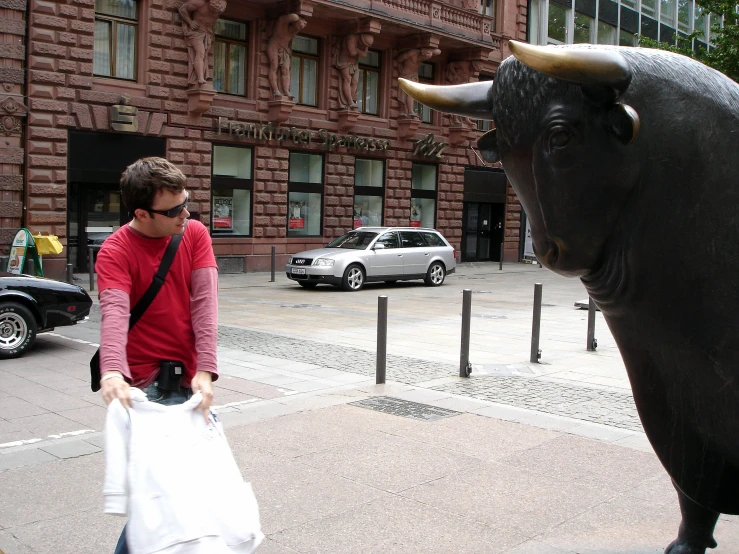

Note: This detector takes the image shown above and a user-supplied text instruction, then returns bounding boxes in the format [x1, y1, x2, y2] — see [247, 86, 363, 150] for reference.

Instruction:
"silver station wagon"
[285, 227, 457, 291]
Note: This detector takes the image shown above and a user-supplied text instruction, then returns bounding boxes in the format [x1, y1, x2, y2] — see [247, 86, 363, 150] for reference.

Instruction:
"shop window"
[357, 51, 380, 115]
[529, 0, 541, 44]
[480, 0, 495, 16]
[410, 163, 437, 228]
[288, 152, 323, 236]
[214, 19, 247, 96]
[677, 0, 691, 32]
[694, 5, 707, 41]
[619, 29, 637, 45]
[477, 74, 494, 131]
[597, 21, 618, 44]
[574, 12, 595, 42]
[94, 0, 138, 80]
[290, 35, 319, 106]
[414, 63, 434, 123]
[211, 145, 253, 236]
[642, 0, 657, 18]
[353, 158, 384, 228]
[548, 2, 569, 44]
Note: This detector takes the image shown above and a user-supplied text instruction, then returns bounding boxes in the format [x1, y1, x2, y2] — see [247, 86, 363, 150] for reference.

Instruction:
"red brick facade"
[2, 0, 528, 277]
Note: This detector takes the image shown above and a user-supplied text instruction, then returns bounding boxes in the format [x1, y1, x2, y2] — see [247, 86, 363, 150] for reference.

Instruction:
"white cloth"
[104, 389, 263, 554]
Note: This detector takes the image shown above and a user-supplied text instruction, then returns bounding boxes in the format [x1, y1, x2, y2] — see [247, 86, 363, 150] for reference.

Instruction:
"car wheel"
[0, 302, 38, 359]
[424, 262, 446, 287]
[298, 281, 317, 289]
[342, 264, 365, 291]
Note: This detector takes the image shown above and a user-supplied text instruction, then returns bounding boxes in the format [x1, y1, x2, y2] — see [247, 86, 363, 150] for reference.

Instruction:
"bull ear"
[478, 129, 500, 163]
[608, 104, 640, 145]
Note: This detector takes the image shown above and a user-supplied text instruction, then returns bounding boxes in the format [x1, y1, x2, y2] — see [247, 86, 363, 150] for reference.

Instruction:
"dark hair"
[120, 157, 186, 213]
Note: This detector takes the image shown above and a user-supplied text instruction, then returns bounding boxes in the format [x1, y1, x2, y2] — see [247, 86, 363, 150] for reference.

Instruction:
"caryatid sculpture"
[395, 47, 441, 117]
[267, 14, 308, 99]
[334, 33, 374, 109]
[179, 0, 227, 88]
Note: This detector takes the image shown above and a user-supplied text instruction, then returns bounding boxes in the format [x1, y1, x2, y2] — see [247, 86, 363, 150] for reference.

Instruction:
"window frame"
[410, 162, 438, 228]
[291, 35, 320, 107]
[353, 158, 385, 229]
[287, 151, 325, 237]
[94, 0, 139, 80]
[415, 62, 435, 124]
[213, 18, 248, 96]
[357, 50, 381, 115]
[210, 144, 254, 237]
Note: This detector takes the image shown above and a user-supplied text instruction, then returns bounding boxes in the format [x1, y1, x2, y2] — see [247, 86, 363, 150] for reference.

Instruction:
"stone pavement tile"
[57, 405, 107, 429]
[503, 540, 575, 553]
[7, 507, 123, 554]
[83, 433, 105, 450]
[217, 401, 300, 427]
[399, 459, 613, 537]
[611, 432, 653, 452]
[473, 403, 539, 422]
[251, 373, 313, 386]
[380, 413, 561, 462]
[2, 366, 75, 384]
[216, 375, 287, 399]
[0, 429, 38, 446]
[270, 494, 527, 554]
[244, 458, 387, 536]
[535, 493, 692, 553]
[40, 438, 101, 459]
[212, 391, 259, 406]
[0, 452, 104, 528]
[0, 529, 35, 553]
[499, 434, 665, 494]
[9, 386, 95, 412]
[7, 412, 90, 437]
[626, 472, 677, 506]
[297, 430, 482, 494]
[392, 388, 454, 404]
[45, 376, 92, 391]
[508, 410, 589, 433]
[257, 537, 302, 554]
[0, 448, 57, 472]
[0, 397, 50, 420]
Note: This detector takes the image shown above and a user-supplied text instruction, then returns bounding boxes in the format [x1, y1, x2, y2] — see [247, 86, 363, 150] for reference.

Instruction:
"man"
[267, 13, 307, 98]
[395, 47, 441, 116]
[96, 157, 219, 554]
[178, 0, 227, 87]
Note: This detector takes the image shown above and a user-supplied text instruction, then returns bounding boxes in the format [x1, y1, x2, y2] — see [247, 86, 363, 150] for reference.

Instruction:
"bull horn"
[509, 41, 632, 94]
[398, 78, 494, 119]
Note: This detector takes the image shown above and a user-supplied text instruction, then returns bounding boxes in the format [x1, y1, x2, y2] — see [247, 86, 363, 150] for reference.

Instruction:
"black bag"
[90, 229, 184, 392]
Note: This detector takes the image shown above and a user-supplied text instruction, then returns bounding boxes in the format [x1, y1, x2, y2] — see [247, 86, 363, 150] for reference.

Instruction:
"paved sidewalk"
[2, 263, 737, 553]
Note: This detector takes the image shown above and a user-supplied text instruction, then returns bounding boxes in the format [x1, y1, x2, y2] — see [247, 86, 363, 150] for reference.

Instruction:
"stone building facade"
[1, 0, 528, 278]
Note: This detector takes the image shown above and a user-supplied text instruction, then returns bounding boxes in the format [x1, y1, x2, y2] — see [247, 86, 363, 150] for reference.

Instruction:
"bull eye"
[549, 129, 570, 149]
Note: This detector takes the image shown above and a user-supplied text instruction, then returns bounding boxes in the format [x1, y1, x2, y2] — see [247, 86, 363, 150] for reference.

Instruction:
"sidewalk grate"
[349, 396, 462, 422]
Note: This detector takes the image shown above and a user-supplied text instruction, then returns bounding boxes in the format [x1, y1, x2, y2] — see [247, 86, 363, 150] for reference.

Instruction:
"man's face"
[143, 189, 190, 238]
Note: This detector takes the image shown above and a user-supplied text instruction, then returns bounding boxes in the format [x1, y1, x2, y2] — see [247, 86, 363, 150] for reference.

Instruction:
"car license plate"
[291, 268, 306, 275]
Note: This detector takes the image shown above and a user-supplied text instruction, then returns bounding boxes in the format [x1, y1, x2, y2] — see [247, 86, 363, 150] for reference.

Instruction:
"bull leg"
[664, 484, 719, 554]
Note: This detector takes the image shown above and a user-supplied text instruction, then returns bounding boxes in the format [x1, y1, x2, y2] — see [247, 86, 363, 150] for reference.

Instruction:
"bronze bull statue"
[400, 41, 739, 554]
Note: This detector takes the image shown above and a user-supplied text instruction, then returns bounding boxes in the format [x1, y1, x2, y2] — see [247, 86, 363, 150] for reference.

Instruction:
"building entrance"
[67, 131, 166, 271]
[462, 202, 504, 262]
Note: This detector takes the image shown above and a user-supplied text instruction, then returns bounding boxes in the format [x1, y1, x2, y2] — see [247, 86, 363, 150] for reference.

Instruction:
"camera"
[156, 360, 185, 391]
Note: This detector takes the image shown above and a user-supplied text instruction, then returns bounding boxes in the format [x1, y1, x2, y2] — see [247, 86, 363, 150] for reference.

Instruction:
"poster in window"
[410, 203, 422, 227]
[289, 201, 305, 229]
[213, 197, 233, 230]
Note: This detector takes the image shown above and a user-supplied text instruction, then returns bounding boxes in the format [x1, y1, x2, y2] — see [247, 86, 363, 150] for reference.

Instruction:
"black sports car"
[0, 272, 93, 359]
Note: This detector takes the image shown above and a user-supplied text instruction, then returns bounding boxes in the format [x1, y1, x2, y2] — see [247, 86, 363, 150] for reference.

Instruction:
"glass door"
[68, 183, 125, 271]
[462, 202, 505, 262]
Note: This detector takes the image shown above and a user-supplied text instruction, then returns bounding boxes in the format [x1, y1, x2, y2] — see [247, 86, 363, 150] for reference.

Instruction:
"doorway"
[462, 202, 504, 262]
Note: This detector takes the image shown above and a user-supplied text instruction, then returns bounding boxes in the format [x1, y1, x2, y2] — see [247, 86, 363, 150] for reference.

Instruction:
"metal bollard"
[66, 263, 74, 284]
[530, 283, 543, 363]
[88, 246, 95, 291]
[270, 246, 275, 283]
[26, 258, 34, 276]
[587, 297, 598, 351]
[499, 243, 504, 271]
[0, 255, 7, 271]
[376, 295, 388, 384]
[460, 289, 472, 377]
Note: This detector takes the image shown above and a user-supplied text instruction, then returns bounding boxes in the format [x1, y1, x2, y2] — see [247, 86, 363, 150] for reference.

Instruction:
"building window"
[94, 0, 137, 79]
[357, 51, 380, 115]
[481, 0, 495, 16]
[214, 19, 247, 96]
[288, 152, 323, 236]
[476, 74, 494, 132]
[574, 12, 595, 42]
[211, 146, 253, 236]
[353, 159, 384, 228]
[597, 21, 618, 43]
[290, 36, 319, 106]
[548, 2, 569, 44]
[414, 62, 434, 123]
[410, 163, 437, 228]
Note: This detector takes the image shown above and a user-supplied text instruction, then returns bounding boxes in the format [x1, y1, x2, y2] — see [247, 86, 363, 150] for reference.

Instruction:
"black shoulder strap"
[128, 226, 184, 329]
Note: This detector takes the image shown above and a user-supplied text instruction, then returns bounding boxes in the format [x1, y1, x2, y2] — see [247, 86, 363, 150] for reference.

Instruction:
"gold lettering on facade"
[413, 133, 445, 159]
[110, 96, 139, 133]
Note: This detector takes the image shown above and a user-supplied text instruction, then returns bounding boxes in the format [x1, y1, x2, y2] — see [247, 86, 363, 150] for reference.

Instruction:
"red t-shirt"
[96, 220, 217, 387]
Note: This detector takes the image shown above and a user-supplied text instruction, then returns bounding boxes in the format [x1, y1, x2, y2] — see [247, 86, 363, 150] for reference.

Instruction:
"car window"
[327, 231, 378, 249]
[375, 232, 400, 249]
[399, 231, 426, 248]
[419, 232, 445, 247]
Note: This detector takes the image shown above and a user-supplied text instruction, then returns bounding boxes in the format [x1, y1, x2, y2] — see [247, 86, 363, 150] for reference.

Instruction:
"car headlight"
[313, 259, 335, 266]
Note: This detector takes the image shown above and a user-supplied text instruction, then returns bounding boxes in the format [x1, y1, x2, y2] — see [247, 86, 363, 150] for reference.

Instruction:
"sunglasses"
[148, 192, 189, 218]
